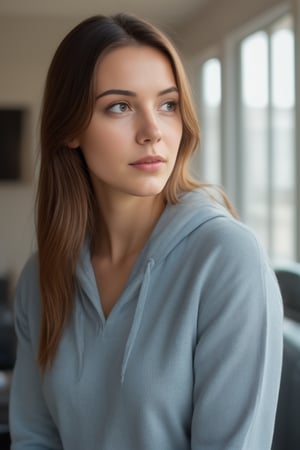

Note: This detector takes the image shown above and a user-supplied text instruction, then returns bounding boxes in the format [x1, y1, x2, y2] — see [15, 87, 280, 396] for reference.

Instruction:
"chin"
[131, 183, 167, 198]
[132, 177, 170, 197]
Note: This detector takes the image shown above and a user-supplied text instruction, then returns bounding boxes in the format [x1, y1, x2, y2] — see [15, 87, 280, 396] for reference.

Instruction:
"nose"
[135, 111, 162, 145]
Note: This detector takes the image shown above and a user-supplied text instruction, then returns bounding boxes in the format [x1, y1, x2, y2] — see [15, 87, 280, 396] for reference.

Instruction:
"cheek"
[170, 115, 183, 140]
[171, 121, 183, 153]
[82, 121, 132, 152]
[80, 129, 113, 162]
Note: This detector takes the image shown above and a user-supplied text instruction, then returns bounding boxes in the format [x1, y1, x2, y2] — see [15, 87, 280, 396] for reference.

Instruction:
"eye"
[160, 101, 178, 112]
[108, 102, 130, 113]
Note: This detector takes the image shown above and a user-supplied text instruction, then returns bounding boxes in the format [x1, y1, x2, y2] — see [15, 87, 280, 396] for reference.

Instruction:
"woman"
[10, 13, 283, 450]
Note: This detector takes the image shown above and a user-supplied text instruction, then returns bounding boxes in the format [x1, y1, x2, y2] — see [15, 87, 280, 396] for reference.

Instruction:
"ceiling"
[0, 0, 209, 28]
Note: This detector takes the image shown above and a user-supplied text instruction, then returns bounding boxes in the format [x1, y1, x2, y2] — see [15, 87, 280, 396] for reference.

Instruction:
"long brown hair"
[37, 13, 233, 370]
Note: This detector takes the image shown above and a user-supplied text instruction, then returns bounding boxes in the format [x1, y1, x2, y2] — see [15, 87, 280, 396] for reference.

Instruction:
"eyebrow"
[95, 86, 178, 100]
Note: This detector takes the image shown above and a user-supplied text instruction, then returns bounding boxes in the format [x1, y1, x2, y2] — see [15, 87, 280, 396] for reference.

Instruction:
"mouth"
[130, 156, 166, 165]
[129, 155, 166, 172]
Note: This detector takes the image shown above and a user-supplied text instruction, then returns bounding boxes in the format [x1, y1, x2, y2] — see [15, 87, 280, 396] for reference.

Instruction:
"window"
[196, 11, 297, 262]
[239, 15, 295, 260]
[200, 58, 222, 185]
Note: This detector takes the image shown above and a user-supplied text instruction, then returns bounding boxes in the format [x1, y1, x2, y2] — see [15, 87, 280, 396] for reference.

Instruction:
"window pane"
[271, 26, 296, 260]
[241, 32, 269, 248]
[201, 58, 222, 184]
[240, 17, 296, 261]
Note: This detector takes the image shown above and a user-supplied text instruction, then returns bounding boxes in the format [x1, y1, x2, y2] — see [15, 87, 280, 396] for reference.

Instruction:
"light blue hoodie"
[10, 190, 283, 450]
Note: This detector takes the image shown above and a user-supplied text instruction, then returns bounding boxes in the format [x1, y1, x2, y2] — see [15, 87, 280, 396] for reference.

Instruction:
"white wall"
[0, 16, 78, 286]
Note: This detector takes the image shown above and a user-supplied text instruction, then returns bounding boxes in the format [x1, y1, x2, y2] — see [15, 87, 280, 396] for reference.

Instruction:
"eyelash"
[106, 100, 179, 114]
[107, 102, 130, 113]
[161, 101, 178, 112]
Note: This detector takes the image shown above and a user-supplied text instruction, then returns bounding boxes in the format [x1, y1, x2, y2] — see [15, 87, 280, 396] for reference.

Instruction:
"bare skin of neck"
[91, 191, 166, 318]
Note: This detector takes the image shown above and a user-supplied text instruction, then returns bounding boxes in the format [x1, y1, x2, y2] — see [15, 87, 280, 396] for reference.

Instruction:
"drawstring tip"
[120, 363, 127, 384]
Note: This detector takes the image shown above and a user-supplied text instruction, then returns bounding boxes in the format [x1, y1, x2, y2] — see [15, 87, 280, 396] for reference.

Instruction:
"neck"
[92, 192, 166, 264]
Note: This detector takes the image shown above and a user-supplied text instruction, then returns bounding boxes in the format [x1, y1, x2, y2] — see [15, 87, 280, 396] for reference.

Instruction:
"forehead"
[94, 45, 177, 92]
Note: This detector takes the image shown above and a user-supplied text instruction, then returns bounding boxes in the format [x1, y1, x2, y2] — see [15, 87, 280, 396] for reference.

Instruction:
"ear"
[66, 138, 80, 149]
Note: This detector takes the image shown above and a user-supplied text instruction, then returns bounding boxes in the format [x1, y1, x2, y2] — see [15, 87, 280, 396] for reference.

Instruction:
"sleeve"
[9, 257, 63, 450]
[191, 219, 283, 450]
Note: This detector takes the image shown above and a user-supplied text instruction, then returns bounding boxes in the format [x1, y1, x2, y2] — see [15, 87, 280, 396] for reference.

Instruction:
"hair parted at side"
[37, 13, 233, 370]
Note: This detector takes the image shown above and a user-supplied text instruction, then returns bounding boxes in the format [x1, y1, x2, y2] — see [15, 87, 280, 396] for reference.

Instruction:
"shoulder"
[14, 252, 40, 315]
[12, 253, 42, 348]
[192, 214, 282, 329]
[182, 191, 264, 265]
[186, 204, 281, 299]
[195, 214, 282, 312]
[16, 252, 39, 293]
[158, 189, 267, 272]
[204, 216, 271, 280]
[198, 214, 262, 258]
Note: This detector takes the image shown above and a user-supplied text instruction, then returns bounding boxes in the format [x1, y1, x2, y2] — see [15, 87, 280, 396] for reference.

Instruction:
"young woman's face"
[73, 45, 183, 200]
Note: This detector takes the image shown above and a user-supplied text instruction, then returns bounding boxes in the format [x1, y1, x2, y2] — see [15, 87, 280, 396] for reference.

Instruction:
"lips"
[129, 155, 166, 172]
[129, 156, 166, 165]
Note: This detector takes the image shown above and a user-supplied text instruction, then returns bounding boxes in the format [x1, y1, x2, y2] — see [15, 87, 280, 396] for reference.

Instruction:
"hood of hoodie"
[134, 189, 230, 268]
[75, 189, 231, 382]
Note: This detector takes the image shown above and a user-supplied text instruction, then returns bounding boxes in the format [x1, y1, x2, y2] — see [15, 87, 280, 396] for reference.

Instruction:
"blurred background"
[0, 0, 300, 448]
[0, 0, 299, 284]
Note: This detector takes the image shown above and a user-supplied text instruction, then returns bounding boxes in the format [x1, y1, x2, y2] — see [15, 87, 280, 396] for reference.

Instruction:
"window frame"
[195, 2, 300, 261]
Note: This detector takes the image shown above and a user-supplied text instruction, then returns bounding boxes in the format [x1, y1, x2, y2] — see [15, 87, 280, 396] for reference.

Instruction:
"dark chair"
[0, 276, 16, 371]
[0, 276, 14, 450]
[275, 262, 300, 322]
[0, 429, 10, 450]
[272, 262, 300, 450]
